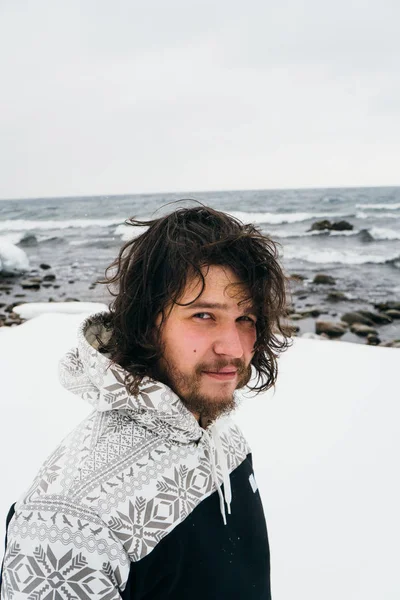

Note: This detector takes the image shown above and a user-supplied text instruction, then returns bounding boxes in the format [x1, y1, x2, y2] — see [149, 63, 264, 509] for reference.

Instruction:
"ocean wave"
[369, 227, 400, 241]
[229, 211, 353, 225]
[282, 246, 400, 266]
[356, 211, 400, 220]
[0, 218, 125, 232]
[114, 224, 149, 241]
[273, 229, 358, 239]
[356, 202, 400, 210]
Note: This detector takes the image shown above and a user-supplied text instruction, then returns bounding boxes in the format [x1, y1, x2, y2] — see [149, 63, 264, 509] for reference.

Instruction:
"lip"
[202, 370, 237, 381]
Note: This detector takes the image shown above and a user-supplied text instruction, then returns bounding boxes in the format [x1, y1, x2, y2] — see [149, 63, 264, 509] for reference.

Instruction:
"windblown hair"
[98, 204, 292, 394]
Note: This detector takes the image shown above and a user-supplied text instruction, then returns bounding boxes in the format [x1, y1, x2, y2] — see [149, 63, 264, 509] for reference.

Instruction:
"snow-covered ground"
[0, 304, 399, 599]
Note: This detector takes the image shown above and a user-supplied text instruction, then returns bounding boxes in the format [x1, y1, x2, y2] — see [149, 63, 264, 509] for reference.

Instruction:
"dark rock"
[68, 280, 75, 284]
[357, 310, 392, 325]
[310, 220, 332, 232]
[350, 323, 378, 336]
[53, 285, 60, 289]
[380, 340, 400, 348]
[20, 280, 41, 290]
[48, 298, 55, 302]
[313, 274, 336, 285]
[289, 313, 304, 321]
[43, 274, 56, 281]
[0, 285, 12, 292]
[40, 263, 52, 270]
[330, 220, 354, 231]
[358, 229, 374, 243]
[42, 283, 53, 288]
[65, 297, 80, 302]
[0, 303, 5, 308]
[374, 301, 400, 312]
[18, 233, 38, 247]
[298, 306, 323, 318]
[14, 294, 26, 298]
[385, 309, 400, 319]
[289, 273, 306, 282]
[367, 333, 381, 346]
[341, 312, 374, 326]
[326, 291, 348, 302]
[5, 303, 19, 313]
[316, 321, 348, 337]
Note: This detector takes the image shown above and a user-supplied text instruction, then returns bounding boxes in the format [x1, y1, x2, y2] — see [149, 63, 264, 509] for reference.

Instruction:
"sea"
[1, 186, 400, 343]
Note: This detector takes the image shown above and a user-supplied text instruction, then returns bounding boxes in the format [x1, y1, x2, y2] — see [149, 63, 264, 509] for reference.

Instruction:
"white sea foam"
[0, 218, 124, 232]
[0, 241, 30, 274]
[369, 227, 400, 241]
[114, 224, 149, 241]
[282, 245, 400, 266]
[356, 202, 400, 210]
[356, 211, 399, 220]
[228, 211, 351, 225]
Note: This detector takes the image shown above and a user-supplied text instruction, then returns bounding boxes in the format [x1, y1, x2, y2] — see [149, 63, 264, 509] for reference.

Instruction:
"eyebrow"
[183, 302, 257, 315]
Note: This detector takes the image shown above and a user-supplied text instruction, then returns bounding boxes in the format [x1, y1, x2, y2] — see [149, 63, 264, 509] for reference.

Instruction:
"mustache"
[194, 358, 248, 376]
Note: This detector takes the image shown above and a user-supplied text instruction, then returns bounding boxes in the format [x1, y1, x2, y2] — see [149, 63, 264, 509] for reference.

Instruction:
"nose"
[212, 324, 244, 359]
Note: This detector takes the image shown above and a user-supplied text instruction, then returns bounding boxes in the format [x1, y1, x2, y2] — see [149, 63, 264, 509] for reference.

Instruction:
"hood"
[59, 312, 203, 445]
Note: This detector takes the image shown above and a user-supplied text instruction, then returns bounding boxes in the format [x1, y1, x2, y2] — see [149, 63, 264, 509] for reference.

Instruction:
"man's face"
[154, 265, 257, 422]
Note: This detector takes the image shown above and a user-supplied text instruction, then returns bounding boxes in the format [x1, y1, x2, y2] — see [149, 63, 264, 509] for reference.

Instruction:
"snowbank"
[0, 240, 29, 275]
[0, 314, 399, 599]
[14, 301, 108, 320]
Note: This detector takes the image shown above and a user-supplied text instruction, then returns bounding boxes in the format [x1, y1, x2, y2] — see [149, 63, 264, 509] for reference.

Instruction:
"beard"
[154, 356, 252, 423]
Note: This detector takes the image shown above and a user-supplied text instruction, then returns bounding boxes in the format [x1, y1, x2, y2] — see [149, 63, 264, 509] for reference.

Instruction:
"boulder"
[298, 306, 323, 318]
[341, 312, 374, 326]
[43, 274, 56, 282]
[20, 280, 41, 290]
[367, 333, 381, 346]
[310, 220, 332, 232]
[380, 340, 400, 348]
[350, 323, 378, 337]
[18, 233, 38, 247]
[385, 309, 400, 319]
[357, 310, 392, 325]
[326, 291, 348, 302]
[315, 321, 348, 337]
[289, 273, 306, 282]
[313, 274, 336, 285]
[374, 301, 400, 312]
[40, 263, 52, 270]
[330, 220, 354, 231]
[358, 229, 374, 243]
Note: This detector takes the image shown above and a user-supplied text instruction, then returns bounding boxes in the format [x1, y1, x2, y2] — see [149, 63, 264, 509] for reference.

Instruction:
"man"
[0, 205, 290, 599]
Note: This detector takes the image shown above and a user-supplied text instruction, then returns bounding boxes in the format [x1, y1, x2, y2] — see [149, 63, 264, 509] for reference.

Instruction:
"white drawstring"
[204, 423, 232, 525]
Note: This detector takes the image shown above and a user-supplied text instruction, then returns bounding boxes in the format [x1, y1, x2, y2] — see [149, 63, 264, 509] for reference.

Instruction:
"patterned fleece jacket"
[0, 312, 271, 599]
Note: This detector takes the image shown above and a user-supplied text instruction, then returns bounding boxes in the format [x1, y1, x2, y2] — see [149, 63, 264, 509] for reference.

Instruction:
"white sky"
[1, 0, 399, 199]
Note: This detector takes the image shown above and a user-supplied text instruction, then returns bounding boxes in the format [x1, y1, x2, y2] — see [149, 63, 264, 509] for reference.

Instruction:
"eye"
[238, 315, 257, 325]
[193, 312, 213, 320]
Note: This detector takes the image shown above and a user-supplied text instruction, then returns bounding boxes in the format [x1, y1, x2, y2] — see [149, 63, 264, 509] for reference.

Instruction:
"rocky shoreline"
[1, 260, 399, 348]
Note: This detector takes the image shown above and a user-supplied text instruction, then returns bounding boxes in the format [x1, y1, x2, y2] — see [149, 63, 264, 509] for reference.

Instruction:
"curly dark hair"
[97, 204, 292, 394]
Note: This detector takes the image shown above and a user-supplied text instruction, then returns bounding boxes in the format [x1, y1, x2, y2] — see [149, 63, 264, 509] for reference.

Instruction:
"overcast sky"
[1, 0, 399, 199]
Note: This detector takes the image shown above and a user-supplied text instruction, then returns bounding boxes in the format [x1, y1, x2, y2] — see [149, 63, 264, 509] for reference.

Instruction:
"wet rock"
[330, 220, 354, 231]
[0, 303, 5, 308]
[43, 274, 56, 281]
[40, 263, 52, 270]
[290, 313, 304, 321]
[385, 309, 400, 319]
[326, 291, 348, 302]
[374, 301, 400, 312]
[5, 303, 19, 313]
[313, 274, 336, 285]
[53, 285, 60, 289]
[14, 294, 26, 298]
[341, 312, 374, 326]
[48, 298, 55, 302]
[20, 279, 41, 290]
[380, 340, 400, 348]
[367, 333, 381, 345]
[289, 273, 306, 282]
[350, 323, 378, 336]
[0, 285, 12, 292]
[68, 280, 75, 284]
[310, 220, 332, 231]
[357, 310, 392, 325]
[42, 283, 53, 288]
[298, 306, 323, 318]
[65, 297, 80, 302]
[358, 229, 374, 243]
[315, 321, 348, 337]
[18, 233, 38, 247]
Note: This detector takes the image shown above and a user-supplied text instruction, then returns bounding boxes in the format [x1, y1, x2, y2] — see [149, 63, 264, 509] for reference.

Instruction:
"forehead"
[179, 265, 252, 307]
